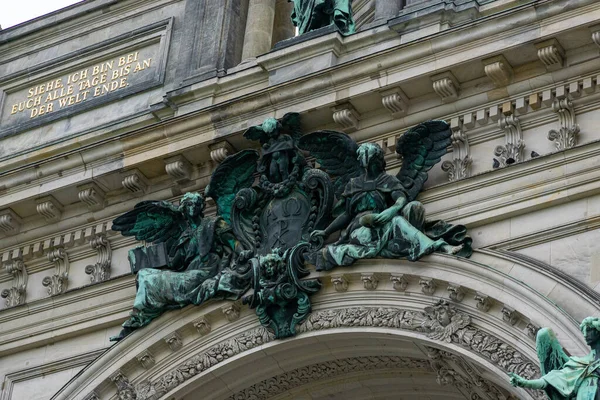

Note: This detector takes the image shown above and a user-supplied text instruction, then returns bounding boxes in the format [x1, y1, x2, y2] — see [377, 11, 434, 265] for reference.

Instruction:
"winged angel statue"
[110, 115, 472, 341]
[510, 318, 600, 399]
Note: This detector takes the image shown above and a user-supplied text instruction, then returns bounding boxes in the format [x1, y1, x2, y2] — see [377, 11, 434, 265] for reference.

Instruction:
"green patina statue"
[510, 318, 600, 399]
[289, 0, 355, 35]
[111, 115, 472, 341]
[300, 122, 472, 270]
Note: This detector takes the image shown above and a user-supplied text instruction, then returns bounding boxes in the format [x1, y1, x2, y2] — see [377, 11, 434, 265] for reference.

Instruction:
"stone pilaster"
[375, 0, 403, 22]
[242, 0, 277, 61]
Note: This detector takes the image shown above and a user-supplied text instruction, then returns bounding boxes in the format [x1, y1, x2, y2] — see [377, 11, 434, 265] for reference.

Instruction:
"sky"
[1, 0, 83, 29]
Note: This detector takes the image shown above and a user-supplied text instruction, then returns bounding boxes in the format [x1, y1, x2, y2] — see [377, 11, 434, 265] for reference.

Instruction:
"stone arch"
[53, 250, 599, 400]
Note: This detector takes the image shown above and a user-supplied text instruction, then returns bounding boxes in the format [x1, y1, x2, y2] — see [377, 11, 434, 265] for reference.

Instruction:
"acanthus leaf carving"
[85, 234, 112, 284]
[43, 248, 69, 296]
[548, 98, 579, 150]
[494, 115, 525, 168]
[441, 118, 472, 181]
[1, 258, 28, 308]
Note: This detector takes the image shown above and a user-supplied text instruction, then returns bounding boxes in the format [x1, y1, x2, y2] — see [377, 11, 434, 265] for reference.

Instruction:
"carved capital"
[419, 277, 436, 295]
[431, 72, 459, 103]
[482, 55, 513, 87]
[1, 258, 28, 308]
[77, 182, 106, 211]
[501, 305, 519, 326]
[332, 103, 360, 131]
[474, 292, 493, 312]
[193, 316, 211, 335]
[535, 39, 565, 71]
[121, 169, 149, 195]
[360, 273, 379, 290]
[390, 274, 409, 291]
[137, 350, 156, 369]
[380, 88, 408, 117]
[222, 302, 241, 322]
[0, 209, 22, 235]
[164, 331, 183, 351]
[43, 248, 69, 296]
[331, 275, 349, 292]
[35, 195, 63, 222]
[447, 284, 465, 302]
[164, 154, 193, 184]
[85, 235, 112, 284]
[209, 141, 235, 164]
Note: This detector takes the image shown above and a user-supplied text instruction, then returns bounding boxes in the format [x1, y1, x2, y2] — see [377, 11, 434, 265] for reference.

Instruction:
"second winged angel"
[300, 121, 472, 270]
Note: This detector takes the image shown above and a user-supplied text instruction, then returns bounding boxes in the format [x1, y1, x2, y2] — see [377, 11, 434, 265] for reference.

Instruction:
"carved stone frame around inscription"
[0, 18, 173, 139]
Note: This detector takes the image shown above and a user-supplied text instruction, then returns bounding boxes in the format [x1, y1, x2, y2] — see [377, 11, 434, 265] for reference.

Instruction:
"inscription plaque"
[0, 19, 172, 140]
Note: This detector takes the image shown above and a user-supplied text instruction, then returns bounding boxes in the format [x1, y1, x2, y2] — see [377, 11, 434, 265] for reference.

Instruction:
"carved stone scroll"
[209, 141, 235, 164]
[548, 98, 579, 150]
[431, 72, 459, 103]
[483, 55, 514, 87]
[110, 370, 137, 400]
[381, 88, 408, 117]
[535, 39, 564, 71]
[43, 248, 70, 296]
[122, 169, 149, 195]
[35, 195, 63, 222]
[164, 155, 193, 184]
[78, 182, 106, 211]
[442, 118, 472, 181]
[85, 235, 112, 284]
[0, 209, 22, 235]
[332, 103, 360, 131]
[494, 115, 524, 168]
[1, 258, 28, 308]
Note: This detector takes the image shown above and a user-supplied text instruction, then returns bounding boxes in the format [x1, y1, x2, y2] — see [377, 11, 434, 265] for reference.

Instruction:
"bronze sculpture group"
[111, 114, 472, 341]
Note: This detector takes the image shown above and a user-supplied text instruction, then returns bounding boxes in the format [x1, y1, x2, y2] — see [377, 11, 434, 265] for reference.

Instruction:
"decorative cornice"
[84, 234, 112, 284]
[209, 141, 235, 164]
[1, 258, 27, 308]
[482, 55, 513, 87]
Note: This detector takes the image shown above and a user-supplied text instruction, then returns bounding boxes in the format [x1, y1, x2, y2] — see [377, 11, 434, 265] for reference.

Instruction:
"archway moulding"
[53, 251, 597, 400]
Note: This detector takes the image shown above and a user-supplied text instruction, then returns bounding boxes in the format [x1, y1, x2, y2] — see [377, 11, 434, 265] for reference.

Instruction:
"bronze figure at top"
[289, 0, 355, 35]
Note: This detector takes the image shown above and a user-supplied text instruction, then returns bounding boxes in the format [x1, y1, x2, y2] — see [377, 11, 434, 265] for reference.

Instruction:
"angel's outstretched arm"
[509, 373, 547, 390]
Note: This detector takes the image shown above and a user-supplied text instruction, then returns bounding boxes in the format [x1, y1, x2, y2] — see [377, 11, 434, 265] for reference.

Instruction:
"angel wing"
[298, 130, 362, 198]
[279, 112, 302, 143]
[396, 120, 452, 201]
[205, 149, 259, 224]
[536, 328, 570, 375]
[112, 200, 186, 256]
[535, 328, 570, 400]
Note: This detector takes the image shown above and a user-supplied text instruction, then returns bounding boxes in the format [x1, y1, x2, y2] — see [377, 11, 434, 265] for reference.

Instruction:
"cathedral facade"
[1, 0, 600, 399]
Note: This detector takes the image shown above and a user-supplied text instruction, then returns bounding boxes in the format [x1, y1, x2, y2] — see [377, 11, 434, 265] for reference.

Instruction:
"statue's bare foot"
[441, 244, 464, 255]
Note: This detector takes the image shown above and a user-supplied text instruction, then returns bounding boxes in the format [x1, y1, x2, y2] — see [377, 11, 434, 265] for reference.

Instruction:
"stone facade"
[1, 0, 600, 399]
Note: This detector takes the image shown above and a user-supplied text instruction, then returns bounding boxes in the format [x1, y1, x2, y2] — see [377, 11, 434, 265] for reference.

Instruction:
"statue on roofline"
[289, 0, 355, 36]
[510, 318, 600, 400]
[110, 113, 472, 342]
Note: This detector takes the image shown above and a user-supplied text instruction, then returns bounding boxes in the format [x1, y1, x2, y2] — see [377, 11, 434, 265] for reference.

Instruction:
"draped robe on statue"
[314, 173, 472, 270]
[541, 352, 600, 399]
[290, 0, 355, 35]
